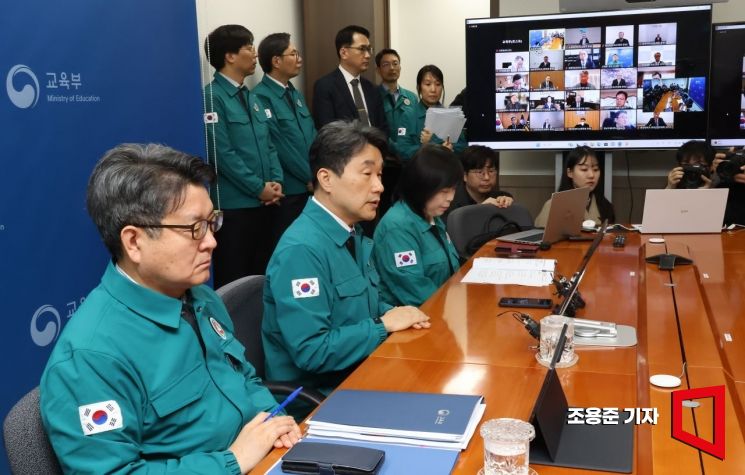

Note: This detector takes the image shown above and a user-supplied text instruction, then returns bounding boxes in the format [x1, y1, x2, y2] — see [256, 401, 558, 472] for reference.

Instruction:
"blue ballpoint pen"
[264, 386, 303, 421]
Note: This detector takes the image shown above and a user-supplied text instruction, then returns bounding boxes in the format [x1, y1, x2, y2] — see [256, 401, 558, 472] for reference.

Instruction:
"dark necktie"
[428, 226, 455, 275]
[345, 230, 356, 260]
[350, 78, 370, 126]
[284, 86, 296, 112]
[181, 294, 206, 357]
[236, 86, 252, 121]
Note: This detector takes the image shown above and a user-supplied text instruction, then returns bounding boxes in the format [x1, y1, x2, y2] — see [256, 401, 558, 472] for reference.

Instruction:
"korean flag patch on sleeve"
[292, 278, 319, 298]
[79, 400, 123, 435]
[394, 251, 417, 267]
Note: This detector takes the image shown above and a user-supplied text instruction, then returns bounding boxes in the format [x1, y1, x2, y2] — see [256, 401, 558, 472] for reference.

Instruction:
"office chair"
[447, 203, 534, 259]
[216, 275, 325, 407]
[3, 387, 63, 475]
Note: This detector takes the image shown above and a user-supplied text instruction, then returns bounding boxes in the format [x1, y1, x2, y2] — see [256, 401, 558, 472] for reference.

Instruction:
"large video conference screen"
[709, 23, 745, 148]
[465, 5, 711, 150]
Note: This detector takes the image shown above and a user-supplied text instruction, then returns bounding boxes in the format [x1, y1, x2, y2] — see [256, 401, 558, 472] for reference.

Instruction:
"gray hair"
[309, 121, 388, 188]
[86, 143, 215, 260]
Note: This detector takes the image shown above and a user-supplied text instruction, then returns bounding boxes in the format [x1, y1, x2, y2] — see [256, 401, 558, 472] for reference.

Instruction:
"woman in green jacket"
[396, 65, 468, 161]
[373, 144, 463, 306]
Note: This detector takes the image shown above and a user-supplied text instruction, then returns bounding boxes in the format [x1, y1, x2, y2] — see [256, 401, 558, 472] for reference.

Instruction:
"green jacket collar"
[260, 74, 293, 98]
[212, 71, 244, 99]
[306, 198, 360, 247]
[396, 200, 444, 235]
[101, 261, 182, 329]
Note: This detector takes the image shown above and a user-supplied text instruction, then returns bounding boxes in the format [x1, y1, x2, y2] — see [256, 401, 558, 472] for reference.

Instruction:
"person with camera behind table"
[666, 141, 745, 226]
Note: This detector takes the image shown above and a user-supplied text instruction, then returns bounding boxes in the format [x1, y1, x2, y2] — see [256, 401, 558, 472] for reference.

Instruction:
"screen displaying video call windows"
[709, 23, 745, 148]
[466, 5, 711, 150]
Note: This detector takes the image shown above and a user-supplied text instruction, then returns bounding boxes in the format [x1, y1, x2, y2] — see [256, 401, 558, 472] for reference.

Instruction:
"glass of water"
[536, 314, 578, 368]
[479, 418, 536, 475]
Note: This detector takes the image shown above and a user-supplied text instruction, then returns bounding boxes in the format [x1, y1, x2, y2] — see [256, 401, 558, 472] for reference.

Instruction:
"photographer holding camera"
[666, 141, 745, 225]
[713, 147, 745, 226]
[665, 140, 714, 190]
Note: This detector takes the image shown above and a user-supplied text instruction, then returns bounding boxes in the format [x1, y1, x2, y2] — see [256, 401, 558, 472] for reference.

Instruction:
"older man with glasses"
[40, 144, 301, 474]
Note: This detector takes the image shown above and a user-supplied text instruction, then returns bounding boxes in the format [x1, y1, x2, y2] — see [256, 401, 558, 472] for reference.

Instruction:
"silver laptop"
[498, 187, 591, 244]
[640, 189, 728, 234]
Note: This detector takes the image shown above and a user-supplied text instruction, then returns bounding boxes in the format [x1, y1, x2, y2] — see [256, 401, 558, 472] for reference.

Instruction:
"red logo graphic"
[671, 385, 725, 459]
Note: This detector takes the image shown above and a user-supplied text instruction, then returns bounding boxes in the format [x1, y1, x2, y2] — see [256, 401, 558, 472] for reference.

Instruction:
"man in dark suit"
[611, 71, 627, 87]
[312, 25, 387, 134]
[540, 75, 554, 89]
[613, 31, 630, 46]
[645, 112, 667, 127]
[574, 117, 591, 128]
[538, 56, 551, 69]
[575, 50, 596, 69]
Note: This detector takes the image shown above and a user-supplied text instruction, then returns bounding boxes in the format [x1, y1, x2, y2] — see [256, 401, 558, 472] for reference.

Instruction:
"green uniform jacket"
[396, 101, 468, 161]
[205, 72, 283, 209]
[40, 263, 279, 474]
[378, 85, 418, 157]
[262, 199, 390, 393]
[372, 201, 460, 306]
[254, 76, 317, 196]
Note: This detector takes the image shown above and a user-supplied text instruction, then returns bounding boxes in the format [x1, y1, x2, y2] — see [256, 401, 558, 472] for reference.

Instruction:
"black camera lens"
[678, 164, 705, 189]
[716, 152, 745, 186]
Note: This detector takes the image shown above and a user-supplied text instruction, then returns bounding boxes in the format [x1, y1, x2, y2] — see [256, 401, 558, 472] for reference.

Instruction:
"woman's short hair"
[397, 145, 463, 219]
[416, 65, 445, 96]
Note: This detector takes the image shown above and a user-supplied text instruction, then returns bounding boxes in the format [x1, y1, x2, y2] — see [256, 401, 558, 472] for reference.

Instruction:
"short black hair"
[676, 140, 714, 165]
[461, 145, 500, 172]
[375, 48, 399, 67]
[616, 90, 628, 99]
[258, 32, 291, 73]
[335, 25, 370, 58]
[204, 25, 254, 71]
[87, 144, 215, 260]
[309, 121, 388, 188]
[512, 74, 522, 82]
[397, 145, 463, 219]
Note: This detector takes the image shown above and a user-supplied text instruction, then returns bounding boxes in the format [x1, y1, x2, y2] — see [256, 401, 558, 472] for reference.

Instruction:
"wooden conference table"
[252, 230, 745, 474]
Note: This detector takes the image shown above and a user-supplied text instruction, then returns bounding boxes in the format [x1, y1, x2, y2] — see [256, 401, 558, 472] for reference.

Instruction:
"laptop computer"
[498, 187, 591, 244]
[640, 189, 728, 234]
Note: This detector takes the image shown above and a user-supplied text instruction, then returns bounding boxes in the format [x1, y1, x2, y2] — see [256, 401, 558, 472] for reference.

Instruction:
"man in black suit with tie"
[613, 31, 630, 46]
[312, 25, 387, 134]
[645, 112, 667, 127]
[541, 75, 554, 89]
[575, 50, 596, 69]
[539, 56, 551, 69]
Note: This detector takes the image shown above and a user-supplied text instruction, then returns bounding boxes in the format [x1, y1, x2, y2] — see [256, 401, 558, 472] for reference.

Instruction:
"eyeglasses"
[468, 167, 498, 177]
[345, 44, 373, 55]
[131, 211, 224, 240]
[281, 50, 301, 59]
[379, 60, 400, 69]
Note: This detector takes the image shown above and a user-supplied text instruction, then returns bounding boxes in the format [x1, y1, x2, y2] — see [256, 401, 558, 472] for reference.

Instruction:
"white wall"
[389, 0, 490, 103]
[195, 0, 305, 92]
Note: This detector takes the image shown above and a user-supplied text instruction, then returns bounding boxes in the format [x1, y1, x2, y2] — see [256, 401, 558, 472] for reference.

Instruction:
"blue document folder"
[266, 437, 460, 475]
[308, 390, 484, 439]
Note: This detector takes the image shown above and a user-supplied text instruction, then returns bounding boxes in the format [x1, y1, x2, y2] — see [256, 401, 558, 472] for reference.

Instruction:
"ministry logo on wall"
[6, 63, 101, 108]
[6, 64, 39, 109]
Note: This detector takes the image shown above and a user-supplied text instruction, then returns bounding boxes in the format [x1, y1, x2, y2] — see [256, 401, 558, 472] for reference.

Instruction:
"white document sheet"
[460, 257, 556, 286]
[424, 107, 466, 142]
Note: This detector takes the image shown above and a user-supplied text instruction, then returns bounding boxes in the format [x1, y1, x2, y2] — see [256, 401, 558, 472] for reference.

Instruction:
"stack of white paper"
[424, 106, 466, 142]
[461, 257, 556, 286]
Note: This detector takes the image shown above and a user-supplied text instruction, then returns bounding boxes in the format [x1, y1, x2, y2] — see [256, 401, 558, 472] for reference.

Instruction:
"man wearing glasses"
[40, 144, 301, 474]
[203, 25, 284, 289]
[254, 33, 317, 242]
[445, 145, 514, 221]
[312, 25, 388, 135]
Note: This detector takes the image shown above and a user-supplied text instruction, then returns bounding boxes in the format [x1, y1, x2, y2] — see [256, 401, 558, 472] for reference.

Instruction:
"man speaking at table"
[40, 144, 301, 474]
[262, 121, 430, 399]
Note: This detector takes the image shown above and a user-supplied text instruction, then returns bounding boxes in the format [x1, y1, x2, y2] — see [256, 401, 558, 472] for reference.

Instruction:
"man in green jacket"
[262, 121, 430, 395]
[254, 32, 317, 240]
[40, 144, 300, 474]
[204, 25, 284, 288]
